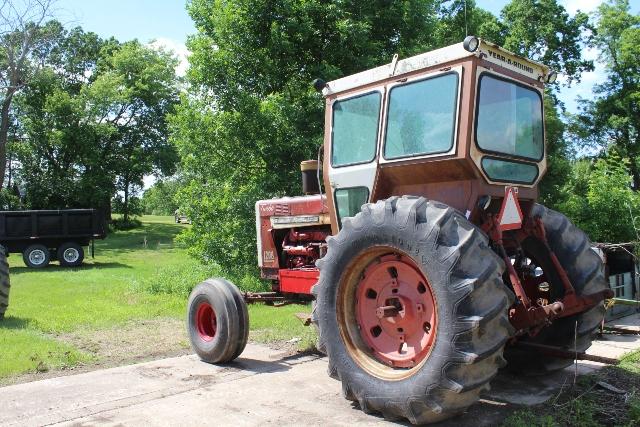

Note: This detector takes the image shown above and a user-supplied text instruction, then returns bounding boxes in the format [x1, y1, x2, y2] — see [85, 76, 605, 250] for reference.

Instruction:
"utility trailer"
[186, 36, 612, 424]
[0, 209, 106, 268]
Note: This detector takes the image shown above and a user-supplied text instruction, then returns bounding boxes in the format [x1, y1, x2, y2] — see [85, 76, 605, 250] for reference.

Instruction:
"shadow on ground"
[8, 261, 132, 274]
[97, 222, 185, 254]
[0, 316, 31, 330]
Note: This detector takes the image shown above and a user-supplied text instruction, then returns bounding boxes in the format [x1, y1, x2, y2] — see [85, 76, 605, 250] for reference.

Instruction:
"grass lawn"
[0, 216, 312, 382]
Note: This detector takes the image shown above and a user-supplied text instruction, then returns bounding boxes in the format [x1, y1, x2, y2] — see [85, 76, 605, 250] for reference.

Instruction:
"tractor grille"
[275, 204, 290, 216]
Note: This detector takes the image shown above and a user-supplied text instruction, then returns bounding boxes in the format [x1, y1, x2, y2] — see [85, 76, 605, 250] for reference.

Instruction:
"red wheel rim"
[196, 302, 217, 342]
[355, 254, 437, 368]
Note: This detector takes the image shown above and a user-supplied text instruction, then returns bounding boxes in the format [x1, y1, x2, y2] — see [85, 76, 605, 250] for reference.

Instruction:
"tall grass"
[136, 259, 268, 297]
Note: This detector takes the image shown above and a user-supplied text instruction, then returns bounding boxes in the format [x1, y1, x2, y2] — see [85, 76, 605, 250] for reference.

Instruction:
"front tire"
[0, 250, 9, 320]
[23, 244, 50, 268]
[187, 278, 249, 363]
[313, 197, 514, 424]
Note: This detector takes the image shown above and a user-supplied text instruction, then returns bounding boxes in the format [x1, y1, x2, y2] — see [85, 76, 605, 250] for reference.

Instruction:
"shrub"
[110, 217, 142, 231]
[137, 258, 268, 297]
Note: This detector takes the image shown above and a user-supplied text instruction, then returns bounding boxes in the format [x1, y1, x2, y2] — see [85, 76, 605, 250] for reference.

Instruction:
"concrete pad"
[2, 313, 640, 426]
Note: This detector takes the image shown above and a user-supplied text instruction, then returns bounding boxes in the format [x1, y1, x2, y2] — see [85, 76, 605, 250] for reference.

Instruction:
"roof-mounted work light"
[463, 35, 479, 52]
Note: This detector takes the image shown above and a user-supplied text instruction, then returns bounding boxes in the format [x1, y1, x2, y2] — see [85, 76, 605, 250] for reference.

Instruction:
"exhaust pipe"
[301, 160, 320, 195]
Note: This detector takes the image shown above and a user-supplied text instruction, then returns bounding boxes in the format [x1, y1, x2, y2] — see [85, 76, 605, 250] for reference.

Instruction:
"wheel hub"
[195, 302, 217, 342]
[63, 248, 79, 263]
[29, 249, 46, 265]
[356, 254, 437, 368]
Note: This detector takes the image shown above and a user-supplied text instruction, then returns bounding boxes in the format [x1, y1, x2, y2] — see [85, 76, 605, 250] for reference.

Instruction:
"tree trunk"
[6, 150, 11, 189]
[631, 163, 640, 192]
[123, 182, 129, 223]
[0, 90, 15, 189]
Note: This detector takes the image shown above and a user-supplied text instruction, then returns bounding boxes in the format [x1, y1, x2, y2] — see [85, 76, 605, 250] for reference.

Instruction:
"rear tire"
[187, 278, 249, 363]
[0, 250, 9, 320]
[58, 242, 85, 267]
[23, 244, 50, 268]
[313, 196, 514, 424]
[504, 204, 607, 374]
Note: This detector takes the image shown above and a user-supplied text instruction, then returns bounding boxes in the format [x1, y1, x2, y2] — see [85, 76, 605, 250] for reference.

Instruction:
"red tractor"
[186, 36, 611, 424]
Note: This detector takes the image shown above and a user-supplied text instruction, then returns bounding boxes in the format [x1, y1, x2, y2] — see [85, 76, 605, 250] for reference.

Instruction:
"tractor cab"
[320, 36, 553, 233]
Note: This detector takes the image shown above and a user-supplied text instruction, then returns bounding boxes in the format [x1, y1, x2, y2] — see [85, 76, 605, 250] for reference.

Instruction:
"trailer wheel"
[23, 244, 50, 268]
[504, 204, 607, 374]
[313, 196, 514, 424]
[57, 242, 85, 267]
[187, 278, 249, 363]
[0, 250, 9, 320]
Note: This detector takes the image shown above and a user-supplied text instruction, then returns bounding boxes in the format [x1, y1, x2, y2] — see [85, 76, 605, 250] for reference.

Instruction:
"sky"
[53, 0, 639, 114]
[55, 0, 194, 75]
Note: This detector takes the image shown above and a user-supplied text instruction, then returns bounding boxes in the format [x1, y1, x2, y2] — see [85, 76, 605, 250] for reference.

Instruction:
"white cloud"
[148, 37, 190, 77]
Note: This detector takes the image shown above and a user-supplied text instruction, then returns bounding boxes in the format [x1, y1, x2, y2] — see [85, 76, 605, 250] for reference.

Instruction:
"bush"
[137, 258, 268, 297]
[110, 217, 142, 231]
[0, 187, 22, 210]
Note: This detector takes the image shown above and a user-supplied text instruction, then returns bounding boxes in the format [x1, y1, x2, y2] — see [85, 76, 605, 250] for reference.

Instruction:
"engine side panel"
[256, 195, 330, 291]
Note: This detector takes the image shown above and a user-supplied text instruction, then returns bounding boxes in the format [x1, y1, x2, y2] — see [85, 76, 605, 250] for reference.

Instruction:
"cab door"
[326, 87, 384, 229]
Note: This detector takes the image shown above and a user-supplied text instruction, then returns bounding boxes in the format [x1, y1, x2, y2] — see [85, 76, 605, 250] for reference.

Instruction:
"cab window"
[476, 74, 543, 161]
[384, 73, 458, 159]
[331, 92, 381, 167]
[335, 187, 369, 227]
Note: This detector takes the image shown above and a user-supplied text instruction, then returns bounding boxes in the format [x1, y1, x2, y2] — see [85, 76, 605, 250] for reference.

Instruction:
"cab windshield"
[476, 74, 543, 161]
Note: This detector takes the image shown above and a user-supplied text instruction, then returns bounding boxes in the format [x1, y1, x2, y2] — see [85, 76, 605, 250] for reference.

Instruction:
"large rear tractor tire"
[505, 204, 607, 374]
[313, 196, 514, 424]
[0, 250, 9, 320]
[187, 278, 249, 363]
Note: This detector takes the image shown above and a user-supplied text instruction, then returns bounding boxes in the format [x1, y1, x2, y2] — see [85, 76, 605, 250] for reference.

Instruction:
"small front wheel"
[187, 278, 249, 363]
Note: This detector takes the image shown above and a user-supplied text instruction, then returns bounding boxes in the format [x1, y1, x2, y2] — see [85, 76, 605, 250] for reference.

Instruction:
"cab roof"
[322, 38, 551, 97]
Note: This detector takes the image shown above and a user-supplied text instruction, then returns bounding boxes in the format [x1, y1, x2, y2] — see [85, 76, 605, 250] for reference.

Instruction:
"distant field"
[0, 216, 312, 383]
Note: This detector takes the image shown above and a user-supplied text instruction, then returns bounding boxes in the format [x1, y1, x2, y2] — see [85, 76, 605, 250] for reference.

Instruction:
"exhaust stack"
[301, 160, 320, 195]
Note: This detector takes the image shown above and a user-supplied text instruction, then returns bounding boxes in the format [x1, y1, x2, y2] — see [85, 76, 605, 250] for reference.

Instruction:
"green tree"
[14, 27, 180, 219]
[558, 153, 640, 243]
[175, 0, 441, 275]
[571, 0, 640, 189]
[174, 0, 594, 277]
[499, 0, 593, 83]
[142, 179, 182, 215]
[538, 95, 572, 207]
[0, 0, 57, 188]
